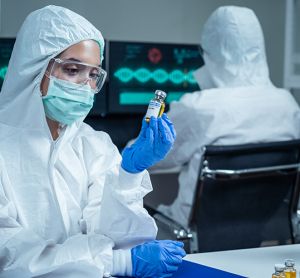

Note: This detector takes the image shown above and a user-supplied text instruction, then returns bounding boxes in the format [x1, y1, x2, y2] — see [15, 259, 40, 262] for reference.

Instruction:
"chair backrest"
[191, 139, 300, 252]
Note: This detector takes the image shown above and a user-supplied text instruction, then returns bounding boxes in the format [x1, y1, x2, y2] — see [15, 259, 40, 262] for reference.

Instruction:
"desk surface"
[185, 244, 300, 278]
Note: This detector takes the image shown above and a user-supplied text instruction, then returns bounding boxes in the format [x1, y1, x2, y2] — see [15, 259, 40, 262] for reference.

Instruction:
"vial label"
[145, 100, 162, 119]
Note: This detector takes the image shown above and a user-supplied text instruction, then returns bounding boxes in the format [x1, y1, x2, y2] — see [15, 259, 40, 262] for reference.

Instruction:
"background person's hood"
[195, 6, 272, 89]
[0, 5, 104, 130]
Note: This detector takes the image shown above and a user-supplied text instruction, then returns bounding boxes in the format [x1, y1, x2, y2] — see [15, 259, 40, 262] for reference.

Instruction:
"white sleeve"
[0, 157, 114, 278]
[79, 134, 157, 275]
[98, 167, 158, 249]
[84, 160, 157, 250]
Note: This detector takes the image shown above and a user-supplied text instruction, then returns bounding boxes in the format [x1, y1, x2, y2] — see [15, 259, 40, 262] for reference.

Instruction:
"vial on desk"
[272, 264, 286, 278]
[145, 90, 167, 122]
[285, 259, 296, 278]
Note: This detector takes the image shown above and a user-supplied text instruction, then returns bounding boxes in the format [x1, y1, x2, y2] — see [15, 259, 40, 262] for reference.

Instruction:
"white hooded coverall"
[0, 6, 157, 278]
[155, 6, 300, 228]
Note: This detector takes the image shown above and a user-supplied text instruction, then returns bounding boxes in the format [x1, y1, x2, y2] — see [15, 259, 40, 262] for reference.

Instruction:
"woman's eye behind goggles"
[47, 58, 107, 94]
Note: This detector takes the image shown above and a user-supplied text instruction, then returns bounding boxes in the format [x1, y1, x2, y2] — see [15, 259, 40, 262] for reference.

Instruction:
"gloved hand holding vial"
[121, 90, 176, 173]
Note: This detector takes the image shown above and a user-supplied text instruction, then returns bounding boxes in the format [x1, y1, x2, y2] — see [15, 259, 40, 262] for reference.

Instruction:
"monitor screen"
[0, 38, 15, 91]
[88, 84, 107, 116]
[108, 41, 204, 114]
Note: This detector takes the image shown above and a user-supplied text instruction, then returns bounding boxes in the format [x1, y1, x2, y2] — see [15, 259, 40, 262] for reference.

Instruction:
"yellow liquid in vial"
[285, 271, 296, 278]
[158, 103, 165, 117]
[272, 274, 285, 278]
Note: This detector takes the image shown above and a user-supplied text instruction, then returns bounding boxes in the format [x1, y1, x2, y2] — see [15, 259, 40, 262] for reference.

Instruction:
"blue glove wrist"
[121, 155, 143, 174]
[131, 240, 185, 278]
[122, 114, 176, 173]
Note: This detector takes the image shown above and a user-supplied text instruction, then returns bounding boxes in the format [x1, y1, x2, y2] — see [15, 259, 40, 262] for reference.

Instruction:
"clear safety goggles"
[48, 58, 107, 93]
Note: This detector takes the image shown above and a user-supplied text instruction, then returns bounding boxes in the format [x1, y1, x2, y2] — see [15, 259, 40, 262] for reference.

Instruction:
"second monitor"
[108, 41, 204, 114]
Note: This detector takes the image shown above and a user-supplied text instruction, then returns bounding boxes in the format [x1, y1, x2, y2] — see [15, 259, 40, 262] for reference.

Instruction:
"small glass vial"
[285, 259, 296, 278]
[272, 264, 286, 278]
[145, 90, 167, 122]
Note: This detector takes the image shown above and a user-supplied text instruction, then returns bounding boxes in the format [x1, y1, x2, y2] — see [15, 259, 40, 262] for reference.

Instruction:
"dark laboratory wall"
[84, 114, 144, 151]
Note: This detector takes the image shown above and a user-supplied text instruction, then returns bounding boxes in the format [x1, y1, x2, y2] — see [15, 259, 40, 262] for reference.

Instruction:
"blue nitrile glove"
[131, 240, 186, 278]
[121, 113, 176, 173]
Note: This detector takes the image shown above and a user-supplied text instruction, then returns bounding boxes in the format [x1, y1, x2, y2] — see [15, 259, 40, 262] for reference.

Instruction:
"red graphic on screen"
[148, 48, 162, 64]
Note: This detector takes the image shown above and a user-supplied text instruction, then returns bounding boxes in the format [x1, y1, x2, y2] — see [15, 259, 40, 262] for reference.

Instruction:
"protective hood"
[0, 5, 104, 130]
[196, 6, 272, 88]
[193, 65, 215, 90]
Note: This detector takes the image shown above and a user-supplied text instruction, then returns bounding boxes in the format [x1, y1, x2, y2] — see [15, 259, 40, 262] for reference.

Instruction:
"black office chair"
[153, 139, 300, 253]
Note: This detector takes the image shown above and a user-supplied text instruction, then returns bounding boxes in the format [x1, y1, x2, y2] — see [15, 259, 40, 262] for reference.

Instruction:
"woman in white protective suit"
[154, 6, 300, 228]
[0, 5, 186, 278]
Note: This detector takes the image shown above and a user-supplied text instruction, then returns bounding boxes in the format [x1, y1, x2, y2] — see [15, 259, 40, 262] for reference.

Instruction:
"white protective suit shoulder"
[0, 5, 156, 278]
[154, 6, 300, 228]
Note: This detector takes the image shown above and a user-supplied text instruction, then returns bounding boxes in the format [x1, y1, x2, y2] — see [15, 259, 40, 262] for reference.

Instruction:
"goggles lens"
[49, 58, 107, 93]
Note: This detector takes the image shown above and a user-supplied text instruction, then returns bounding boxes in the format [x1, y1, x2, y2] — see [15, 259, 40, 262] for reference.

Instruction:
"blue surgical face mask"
[42, 77, 95, 125]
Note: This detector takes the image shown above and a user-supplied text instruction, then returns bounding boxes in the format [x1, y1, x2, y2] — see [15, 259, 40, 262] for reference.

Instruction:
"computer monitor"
[88, 81, 107, 116]
[108, 41, 204, 114]
[0, 38, 15, 91]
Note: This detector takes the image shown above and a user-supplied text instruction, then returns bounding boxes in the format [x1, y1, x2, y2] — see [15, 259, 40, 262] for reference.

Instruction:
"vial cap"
[275, 264, 285, 272]
[285, 259, 295, 267]
[155, 90, 167, 99]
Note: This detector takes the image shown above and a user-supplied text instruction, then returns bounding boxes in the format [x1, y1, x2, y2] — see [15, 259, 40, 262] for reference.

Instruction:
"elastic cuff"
[119, 166, 146, 190]
[112, 249, 132, 277]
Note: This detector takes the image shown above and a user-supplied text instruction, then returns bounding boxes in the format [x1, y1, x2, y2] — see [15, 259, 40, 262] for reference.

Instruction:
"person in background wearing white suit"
[153, 6, 300, 228]
[0, 5, 186, 278]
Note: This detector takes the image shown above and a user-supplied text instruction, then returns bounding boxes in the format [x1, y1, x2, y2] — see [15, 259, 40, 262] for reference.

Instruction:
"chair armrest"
[149, 166, 182, 174]
[201, 161, 300, 180]
[153, 212, 193, 240]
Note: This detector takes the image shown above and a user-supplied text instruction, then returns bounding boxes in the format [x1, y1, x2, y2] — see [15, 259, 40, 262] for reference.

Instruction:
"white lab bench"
[185, 244, 300, 278]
